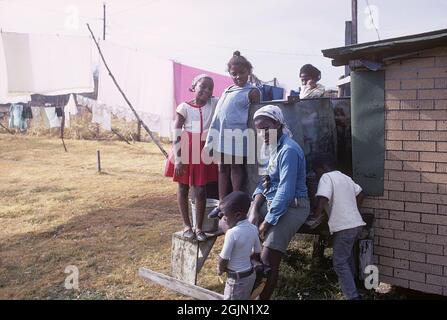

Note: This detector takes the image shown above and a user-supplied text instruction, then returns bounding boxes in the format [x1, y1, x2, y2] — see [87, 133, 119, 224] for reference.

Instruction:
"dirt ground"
[0, 134, 227, 299]
[0, 134, 438, 300]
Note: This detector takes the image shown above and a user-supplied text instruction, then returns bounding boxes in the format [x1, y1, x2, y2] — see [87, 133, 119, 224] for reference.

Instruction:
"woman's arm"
[248, 193, 266, 226]
[264, 150, 298, 226]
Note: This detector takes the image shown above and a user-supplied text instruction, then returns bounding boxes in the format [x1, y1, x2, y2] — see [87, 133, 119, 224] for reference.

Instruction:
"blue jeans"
[332, 226, 363, 299]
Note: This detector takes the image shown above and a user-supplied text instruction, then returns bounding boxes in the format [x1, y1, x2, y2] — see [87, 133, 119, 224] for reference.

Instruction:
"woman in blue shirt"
[250, 105, 310, 299]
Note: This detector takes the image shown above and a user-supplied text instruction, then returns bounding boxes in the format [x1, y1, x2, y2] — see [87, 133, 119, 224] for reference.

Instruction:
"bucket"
[190, 198, 219, 233]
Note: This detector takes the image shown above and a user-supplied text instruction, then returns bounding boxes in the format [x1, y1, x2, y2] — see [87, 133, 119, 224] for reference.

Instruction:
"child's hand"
[258, 221, 271, 241]
[174, 163, 184, 177]
[217, 265, 224, 276]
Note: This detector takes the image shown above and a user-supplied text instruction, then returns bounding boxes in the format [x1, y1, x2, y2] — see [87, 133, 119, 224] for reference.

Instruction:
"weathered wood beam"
[138, 267, 223, 300]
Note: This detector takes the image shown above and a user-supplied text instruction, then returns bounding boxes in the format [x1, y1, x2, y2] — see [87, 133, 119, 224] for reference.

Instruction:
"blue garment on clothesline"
[8, 104, 27, 131]
[259, 85, 284, 101]
[290, 89, 300, 97]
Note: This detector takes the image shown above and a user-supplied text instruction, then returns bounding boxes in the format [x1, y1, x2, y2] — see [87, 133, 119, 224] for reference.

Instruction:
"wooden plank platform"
[139, 267, 224, 300]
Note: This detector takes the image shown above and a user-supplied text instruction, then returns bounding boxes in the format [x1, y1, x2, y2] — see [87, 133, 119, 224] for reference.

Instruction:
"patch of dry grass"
[0, 134, 218, 299]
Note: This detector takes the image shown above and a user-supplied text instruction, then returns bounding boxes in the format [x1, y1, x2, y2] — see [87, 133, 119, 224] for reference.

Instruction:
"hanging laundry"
[98, 42, 174, 138]
[64, 94, 78, 128]
[31, 107, 42, 127]
[271, 86, 284, 100]
[39, 107, 49, 128]
[259, 85, 285, 101]
[55, 107, 63, 117]
[21, 105, 33, 119]
[0, 33, 32, 104]
[92, 104, 102, 124]
[65, 94, 78, 115]
[173, 62, 233, 109]
[102, 109, 112, 131]
[92, 104, 112, 131]
[1, 32, 94, 96]
[43, 107, 61, 128]
[290, 89, 300, 97]
[8, 103, 27, 131]
[97, 43, 233, 138]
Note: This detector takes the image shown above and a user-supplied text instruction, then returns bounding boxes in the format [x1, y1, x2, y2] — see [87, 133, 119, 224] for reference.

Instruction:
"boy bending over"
[311, 154, 366, 300]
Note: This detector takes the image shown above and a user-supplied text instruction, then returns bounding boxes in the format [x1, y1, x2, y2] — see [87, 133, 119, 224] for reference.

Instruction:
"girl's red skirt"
[164, 131, 218, 186]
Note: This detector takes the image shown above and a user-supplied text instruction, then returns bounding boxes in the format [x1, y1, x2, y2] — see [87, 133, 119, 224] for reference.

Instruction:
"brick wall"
[361, 46, 447, 296]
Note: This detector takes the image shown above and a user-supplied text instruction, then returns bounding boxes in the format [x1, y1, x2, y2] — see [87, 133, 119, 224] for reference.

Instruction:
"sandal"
[182, 228, 194, 240]
[195, 231, 207, 242]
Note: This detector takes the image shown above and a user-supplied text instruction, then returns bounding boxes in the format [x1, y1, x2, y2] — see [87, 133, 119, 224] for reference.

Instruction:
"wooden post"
[97, 150, 101, 172]
[60, 109, 68, 152]
[344, 20, 353, 96]
[102, 3, 106, 41]
[86, 23, 168, 158]
[137, 120, 141, 142]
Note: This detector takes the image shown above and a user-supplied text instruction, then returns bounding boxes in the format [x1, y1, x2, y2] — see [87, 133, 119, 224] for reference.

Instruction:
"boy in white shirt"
[310, 154, 366, 300]
[217, 191, 262, 300]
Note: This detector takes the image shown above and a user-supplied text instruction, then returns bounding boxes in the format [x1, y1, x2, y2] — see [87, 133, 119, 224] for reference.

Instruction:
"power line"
[1, 1, 102, 22]
[364, 0, 381, 40]
[107, 0, 161, 17]
[107, 21, 321, 58]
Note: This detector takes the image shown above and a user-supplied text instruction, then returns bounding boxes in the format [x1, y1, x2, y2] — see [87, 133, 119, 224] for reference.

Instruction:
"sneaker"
[208, 207, 222, 219]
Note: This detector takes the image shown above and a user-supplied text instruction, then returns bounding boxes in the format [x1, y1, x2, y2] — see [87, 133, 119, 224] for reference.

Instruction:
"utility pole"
[351, 0, 358, 45]
[103, 3, 106, 40]
[342, 0, 358, 96]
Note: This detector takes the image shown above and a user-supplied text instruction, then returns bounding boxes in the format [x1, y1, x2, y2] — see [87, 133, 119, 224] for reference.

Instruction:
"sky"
[1, 0, 447, 91]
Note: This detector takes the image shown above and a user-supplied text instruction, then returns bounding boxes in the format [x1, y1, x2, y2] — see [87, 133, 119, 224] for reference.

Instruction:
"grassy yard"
[0, 134, 420, 300]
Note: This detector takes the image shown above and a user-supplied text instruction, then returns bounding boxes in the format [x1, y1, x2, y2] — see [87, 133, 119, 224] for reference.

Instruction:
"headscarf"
[189, 74, 211, 92]
[253, 104, 292, 137]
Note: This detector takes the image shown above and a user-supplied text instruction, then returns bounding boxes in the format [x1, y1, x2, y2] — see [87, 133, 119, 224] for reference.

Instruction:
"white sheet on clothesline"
[1, 32, 94, 97]
[97, 41, 174, 138]
[0, 33, 31, 103]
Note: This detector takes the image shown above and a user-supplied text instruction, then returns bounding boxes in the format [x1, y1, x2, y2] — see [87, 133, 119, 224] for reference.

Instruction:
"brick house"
[322, 29, 447, 296]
